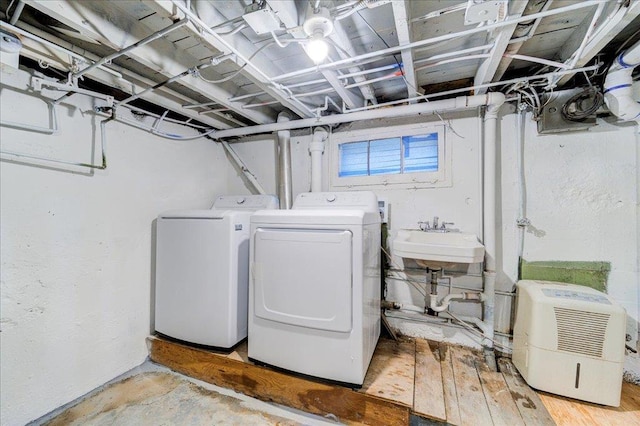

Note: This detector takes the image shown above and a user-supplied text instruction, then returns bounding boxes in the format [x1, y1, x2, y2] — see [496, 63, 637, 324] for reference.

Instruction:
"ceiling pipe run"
[276, 111, 293, 209]
[214, 93, 506, 140]
[604, 38, 640, 123]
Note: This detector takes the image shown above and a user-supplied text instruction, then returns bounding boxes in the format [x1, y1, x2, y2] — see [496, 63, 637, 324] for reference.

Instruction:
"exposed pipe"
[276, 111, 293, 209]
[309, 127, 328, 192]
[1, 111, 111, 171]
[272, 0, 602, 83]
[482, 99, 505, 349]
[73, 19, 189, 78]
[516, 105, 529, 267]
[8, 0, 25, 25]
[344, 64, 600, 114]
[428, 292, 483, 313]
[171, 0, 315, 117]
[604, 38, 640, 123]
[220, 141, 267, 195]
[213, 93, 506, 139]
[0, 100, 58, 134]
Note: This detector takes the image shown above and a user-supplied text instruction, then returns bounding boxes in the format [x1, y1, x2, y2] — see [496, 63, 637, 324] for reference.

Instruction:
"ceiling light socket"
[303, 6, 334, 38]
[464, 0, 505, 25]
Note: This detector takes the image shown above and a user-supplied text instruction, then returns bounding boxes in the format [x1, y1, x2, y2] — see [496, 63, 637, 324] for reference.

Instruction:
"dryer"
[155, 194, 278, 348]
[248, 191, 381, 386]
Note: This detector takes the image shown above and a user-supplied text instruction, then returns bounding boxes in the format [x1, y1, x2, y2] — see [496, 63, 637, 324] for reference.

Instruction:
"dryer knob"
[236, 197, 246, 204]
[326, 194, 336, 202]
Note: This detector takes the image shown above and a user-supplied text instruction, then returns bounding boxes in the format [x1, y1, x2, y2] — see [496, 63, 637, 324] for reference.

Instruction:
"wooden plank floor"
[538, 382, 640, 426]
[148, 335, 638, 425]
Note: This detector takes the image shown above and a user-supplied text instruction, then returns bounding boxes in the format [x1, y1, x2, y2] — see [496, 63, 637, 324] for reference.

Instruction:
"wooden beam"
[474, 1, 528, 94]
[144, 0, 315, 119]
[554, 0, 640, 86]
[148, 337, 410, 426]
[392, 0, 421, 102]
[26, 0, 276, 124]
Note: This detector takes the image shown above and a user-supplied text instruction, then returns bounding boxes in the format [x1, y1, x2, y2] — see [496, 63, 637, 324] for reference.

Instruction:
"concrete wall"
[0, 68, 229, 425]
[226, 108, 639, 379]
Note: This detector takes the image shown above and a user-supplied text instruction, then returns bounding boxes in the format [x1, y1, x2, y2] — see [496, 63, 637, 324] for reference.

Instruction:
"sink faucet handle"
[418, 221, 430, 231]
[441, 221, 455, 229]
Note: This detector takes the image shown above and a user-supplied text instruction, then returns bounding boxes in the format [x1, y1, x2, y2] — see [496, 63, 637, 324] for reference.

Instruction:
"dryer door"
[253, 228, 352, 332]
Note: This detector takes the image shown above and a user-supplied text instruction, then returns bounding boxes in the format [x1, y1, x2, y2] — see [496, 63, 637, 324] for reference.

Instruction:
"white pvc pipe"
[604, 39, 640, 123]
[482, 100, 504, 349]
[428, 292, 482, 313]
[214, 93, 505, 139]
[277, 112, 293, 209]
[309, 127, 327, 192]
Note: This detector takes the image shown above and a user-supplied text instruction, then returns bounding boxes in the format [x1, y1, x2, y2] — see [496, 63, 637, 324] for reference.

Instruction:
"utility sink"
[393, 229, 485, 269]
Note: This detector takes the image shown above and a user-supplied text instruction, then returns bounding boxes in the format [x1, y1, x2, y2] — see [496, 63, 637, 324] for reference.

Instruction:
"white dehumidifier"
[513, 280, 626, 406]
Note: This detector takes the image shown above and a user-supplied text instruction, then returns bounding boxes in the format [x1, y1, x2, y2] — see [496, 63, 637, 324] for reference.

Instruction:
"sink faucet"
[432, 216, 439, 229]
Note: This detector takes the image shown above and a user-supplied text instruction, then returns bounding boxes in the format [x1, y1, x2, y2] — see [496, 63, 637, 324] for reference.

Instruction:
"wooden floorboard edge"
[148, 337, 410, 426]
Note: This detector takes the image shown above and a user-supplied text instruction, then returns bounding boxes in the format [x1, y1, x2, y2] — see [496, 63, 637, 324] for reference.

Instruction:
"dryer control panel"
[293, 191, 378, 213]
[212, 194, 279, 210]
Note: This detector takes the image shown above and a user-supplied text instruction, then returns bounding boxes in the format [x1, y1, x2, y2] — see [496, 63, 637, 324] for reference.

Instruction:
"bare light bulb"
[306, 36, 329, 63]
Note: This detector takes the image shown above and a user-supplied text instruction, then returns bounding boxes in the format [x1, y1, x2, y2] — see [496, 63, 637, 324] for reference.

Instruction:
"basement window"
[330, 125, 449, 188]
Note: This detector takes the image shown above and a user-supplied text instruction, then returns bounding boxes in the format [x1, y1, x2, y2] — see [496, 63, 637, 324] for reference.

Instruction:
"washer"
[155, 195, 278, 348]
[248, 191, 380, 386]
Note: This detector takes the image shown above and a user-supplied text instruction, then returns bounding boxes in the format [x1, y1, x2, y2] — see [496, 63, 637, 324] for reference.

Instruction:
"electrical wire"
[560, 87, 603, 121]
[380, 246, 427, 296]
[446, 311, 512, 353]
[196, 41, 275, 84]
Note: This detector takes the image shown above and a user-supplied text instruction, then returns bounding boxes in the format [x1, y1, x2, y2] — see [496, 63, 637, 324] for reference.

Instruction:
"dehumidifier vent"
[554, 307, 610, 358]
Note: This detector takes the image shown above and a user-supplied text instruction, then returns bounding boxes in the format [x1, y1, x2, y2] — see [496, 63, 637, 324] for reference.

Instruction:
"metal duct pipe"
[309, 127, 328, 192]
[214, 93, 506, 139]
[604, 38, 640, 123]
[277, 111, 293, 209]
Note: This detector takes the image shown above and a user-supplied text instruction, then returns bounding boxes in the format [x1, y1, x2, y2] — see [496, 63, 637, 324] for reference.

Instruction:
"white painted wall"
[227, 108, 639, 378]
[499, 112, 639, 380]
[0, 68, 229, 425]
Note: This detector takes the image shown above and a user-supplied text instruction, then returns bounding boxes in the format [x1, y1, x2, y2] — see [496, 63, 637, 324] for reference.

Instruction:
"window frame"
[329, 124, 450, 189]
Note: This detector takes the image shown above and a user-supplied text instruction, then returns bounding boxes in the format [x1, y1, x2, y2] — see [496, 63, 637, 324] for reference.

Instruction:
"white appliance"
[248, 191, 381, 386]
[513, 280, 626, 406]
[155, 194, 278, 348]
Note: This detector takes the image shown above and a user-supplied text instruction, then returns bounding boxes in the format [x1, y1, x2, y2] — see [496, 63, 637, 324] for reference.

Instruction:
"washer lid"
[251, 209, 368, 226]
[158, 210, 225, 219]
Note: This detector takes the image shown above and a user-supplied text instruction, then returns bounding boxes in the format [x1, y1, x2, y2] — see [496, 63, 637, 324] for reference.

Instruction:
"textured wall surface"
[0, 68, 229, 425]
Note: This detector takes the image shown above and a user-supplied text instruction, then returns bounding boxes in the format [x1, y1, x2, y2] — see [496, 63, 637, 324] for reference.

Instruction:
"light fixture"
[303, 6, 334, 64]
